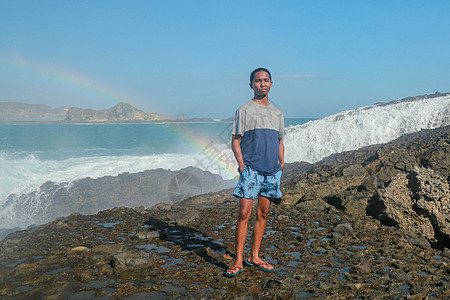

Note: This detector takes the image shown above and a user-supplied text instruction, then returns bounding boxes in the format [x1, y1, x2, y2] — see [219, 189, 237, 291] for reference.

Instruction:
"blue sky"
[0, 1, 449, 118]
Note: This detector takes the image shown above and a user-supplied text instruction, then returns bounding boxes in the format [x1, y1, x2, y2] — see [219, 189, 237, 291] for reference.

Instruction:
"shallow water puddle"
[44, 266, 71, 274]
[336, 266, 351, 280]
[285, 251, 302, 260]
[14, 286, 33, 292]
[160, 257, 185, 268]
[2, 257, 28, 268]
[319, 271, 330, 278]
[82, 280, 115, 288]
[397, 284, 411, 292]
[351, 244, 368, 250]
[307, 239, 317, 246]
[264, 230, 276, 237]
[95, 221, 123, 228]
[296, 291, 312, 298]
[136, 244, 170, 253]
[311, 247, 326, 256]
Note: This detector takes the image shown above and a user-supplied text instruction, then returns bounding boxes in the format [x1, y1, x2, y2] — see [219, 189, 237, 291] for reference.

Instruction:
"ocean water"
[0, 118, 311, 228]
[1, 95, 449, 229]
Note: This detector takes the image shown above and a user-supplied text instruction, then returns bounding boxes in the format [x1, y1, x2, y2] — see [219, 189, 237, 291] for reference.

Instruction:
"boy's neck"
[252, 95, 270, 106]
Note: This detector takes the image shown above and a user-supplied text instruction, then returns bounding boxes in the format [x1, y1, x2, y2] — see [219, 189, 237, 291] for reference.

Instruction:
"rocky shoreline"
[2, 166, 235, 230]
[0, 126, 449, 299]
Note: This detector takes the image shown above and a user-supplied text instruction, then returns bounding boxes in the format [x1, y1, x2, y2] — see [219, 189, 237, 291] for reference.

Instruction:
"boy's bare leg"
[249, 195, 273, 269]
[227, 197, 253, 274]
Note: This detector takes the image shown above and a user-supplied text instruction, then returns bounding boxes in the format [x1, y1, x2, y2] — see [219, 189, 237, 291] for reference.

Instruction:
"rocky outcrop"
[0, 102, 68, 121]
[281, 126, 450, 216]
[367, 167, 450, 247]
[0, 102, 160, 122]
[65, 102, 159, 122]
[2, 166, 235, 229]
[374, 91, 449, 106]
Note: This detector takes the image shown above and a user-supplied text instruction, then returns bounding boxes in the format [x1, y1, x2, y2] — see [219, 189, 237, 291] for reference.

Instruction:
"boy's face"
[250, 71, 272, 97]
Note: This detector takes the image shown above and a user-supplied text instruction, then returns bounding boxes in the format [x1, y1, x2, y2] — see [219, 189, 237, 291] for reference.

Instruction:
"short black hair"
[250, 68, 271, 83]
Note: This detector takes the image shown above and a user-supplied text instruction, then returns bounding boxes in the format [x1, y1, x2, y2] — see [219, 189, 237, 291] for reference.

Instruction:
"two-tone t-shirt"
[232, 100, 284, 175]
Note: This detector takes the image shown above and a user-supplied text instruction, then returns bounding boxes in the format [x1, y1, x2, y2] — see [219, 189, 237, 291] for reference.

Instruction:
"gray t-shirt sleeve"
[232, 109, 244, 137]
[279, 111, 284, 139]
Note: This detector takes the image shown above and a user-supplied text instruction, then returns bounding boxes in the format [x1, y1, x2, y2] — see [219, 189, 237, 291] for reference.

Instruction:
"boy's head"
[249, 68, 272, 98]
[250, 68, 271, 83]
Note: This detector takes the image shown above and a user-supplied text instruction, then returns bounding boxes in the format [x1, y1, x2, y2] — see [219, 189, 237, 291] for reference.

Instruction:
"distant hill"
[64, 102, 159, 122]
[0, 102, 159, 122]
[0, 102, 68, 121]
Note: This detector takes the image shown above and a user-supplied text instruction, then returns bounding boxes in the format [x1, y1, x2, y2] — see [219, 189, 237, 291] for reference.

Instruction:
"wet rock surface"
[1, 203, 449, 299]
[0, 126, 449, 298]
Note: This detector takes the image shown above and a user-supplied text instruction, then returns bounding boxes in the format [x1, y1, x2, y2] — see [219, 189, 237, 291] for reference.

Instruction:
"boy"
[226, 68, 284, 277]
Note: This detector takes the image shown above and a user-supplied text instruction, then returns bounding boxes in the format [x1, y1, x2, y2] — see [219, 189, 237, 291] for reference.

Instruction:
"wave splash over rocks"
[284, 93, 450, 163]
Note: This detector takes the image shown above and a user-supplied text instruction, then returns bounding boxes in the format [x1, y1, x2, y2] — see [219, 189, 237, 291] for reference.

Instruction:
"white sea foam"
[0, 153, 197, 205]
[0, 147, 237, 228]
[284, 95, 450, 163]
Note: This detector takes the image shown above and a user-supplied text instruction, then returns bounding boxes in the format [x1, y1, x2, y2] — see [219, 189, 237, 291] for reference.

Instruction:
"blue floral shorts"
[233, 165, 282, 201]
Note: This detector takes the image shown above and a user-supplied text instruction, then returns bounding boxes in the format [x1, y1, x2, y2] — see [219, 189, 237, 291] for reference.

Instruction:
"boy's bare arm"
[231, 135, 245, 172]
[279, 139, 285, 170]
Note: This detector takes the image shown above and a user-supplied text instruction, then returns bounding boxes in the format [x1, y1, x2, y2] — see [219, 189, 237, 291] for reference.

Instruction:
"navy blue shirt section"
[233, 100, 284, 175]
[240, 128, 281, 175]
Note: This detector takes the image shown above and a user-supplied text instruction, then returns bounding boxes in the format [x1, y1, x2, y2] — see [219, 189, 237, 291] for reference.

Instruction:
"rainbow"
[159, 122, 239, 180]
[0, 54, 156, 111]
[0, 54, 239, 179]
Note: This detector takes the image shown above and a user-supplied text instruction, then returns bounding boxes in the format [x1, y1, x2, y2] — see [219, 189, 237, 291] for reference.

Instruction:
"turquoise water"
[0, 118, 312, 160]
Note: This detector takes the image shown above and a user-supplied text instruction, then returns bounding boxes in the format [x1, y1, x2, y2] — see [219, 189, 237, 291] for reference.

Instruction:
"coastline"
[0, 125, 449, 298]
[0, 117, 312, 125]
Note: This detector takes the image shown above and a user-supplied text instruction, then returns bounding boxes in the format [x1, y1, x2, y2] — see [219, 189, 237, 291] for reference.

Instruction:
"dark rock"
[407, 236, 432, 249]
[368, 166, 449, 246]
[193, 247, 209, 257]
[339, 164, 368, 178]
[350, 262, 372, 274]
[163, 208, 199, 226]
[112, 250, 162, 269]
[409, 166, 449, 201]
[443, 248, 450, 258]
[92, 243, 126, 255]
[263, 279, 282, 290]
[0, 228, 21, 241]
[135, 231, 160, 240]
[295, 234, 306, 242]
[390, 271, 411, 282]
[332, 223, 354, 235]
[277, 214, 289, 222]
[361, 175, 379, 191]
